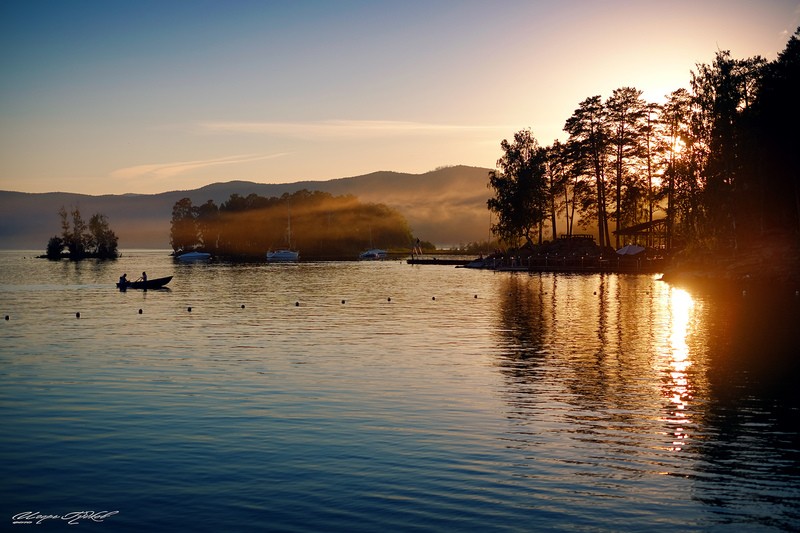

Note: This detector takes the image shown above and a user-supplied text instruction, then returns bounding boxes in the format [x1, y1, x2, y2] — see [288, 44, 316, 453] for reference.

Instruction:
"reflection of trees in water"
[493, 274, 665, 418]
[491, 274, 800, 526]
[494, 273, 549, 367]
[690, 292, 800, 528]
[495, 273, 699, 411]
[492, 273, 710, 462]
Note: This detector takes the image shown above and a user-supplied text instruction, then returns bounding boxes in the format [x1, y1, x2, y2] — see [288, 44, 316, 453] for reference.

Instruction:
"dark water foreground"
[1, 251, 799, 531]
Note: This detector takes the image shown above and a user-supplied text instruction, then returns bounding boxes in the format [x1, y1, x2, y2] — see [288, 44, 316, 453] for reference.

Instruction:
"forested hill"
[0, 165, 492, 250]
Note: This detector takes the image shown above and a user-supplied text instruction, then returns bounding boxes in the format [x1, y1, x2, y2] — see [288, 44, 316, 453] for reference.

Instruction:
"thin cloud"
[110, 153, 289, 180]
[196, 120, 503, 139]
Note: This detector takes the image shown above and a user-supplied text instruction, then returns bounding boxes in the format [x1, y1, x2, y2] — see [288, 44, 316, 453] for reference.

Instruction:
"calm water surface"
[1, 250, 799, 531]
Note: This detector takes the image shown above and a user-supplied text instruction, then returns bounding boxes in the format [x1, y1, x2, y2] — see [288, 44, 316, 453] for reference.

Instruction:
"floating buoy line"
[3, 292, 490, 325]
[8, 283, 789, 325]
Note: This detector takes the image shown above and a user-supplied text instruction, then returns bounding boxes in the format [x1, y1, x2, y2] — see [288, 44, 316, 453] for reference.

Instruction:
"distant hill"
[0, 165, 492, 250]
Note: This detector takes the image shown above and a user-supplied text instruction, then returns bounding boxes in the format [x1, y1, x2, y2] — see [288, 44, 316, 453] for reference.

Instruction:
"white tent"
[616, 244, 645, 255]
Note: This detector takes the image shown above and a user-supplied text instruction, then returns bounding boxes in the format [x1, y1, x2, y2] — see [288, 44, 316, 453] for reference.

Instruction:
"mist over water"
[1, 251, 799, 531]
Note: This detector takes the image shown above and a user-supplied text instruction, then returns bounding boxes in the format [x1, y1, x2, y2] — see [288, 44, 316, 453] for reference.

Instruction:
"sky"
[1, 0, 798, 195]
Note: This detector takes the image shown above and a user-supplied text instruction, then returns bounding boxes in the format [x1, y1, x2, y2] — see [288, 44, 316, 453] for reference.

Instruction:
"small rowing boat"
[117, 275, 173, 290]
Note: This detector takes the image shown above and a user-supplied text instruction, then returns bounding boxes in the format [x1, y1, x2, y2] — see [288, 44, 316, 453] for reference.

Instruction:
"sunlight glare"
[664, 287, 696, 451]
[671, 138, 686, 155]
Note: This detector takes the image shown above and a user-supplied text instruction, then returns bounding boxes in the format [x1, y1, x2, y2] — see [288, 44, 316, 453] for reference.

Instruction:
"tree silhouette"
[487, 129, 549, 248]
[46, 206, 118, 259]
[564, 96, 611, 249]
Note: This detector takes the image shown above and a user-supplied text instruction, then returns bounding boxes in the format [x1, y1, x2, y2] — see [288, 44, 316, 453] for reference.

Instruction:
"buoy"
[432, 296, 436, 301]
[76, 312, 80, 318]
[341, 300, 346, 304]
[241, 304, 245, 309]
[138, 309, 143, 314]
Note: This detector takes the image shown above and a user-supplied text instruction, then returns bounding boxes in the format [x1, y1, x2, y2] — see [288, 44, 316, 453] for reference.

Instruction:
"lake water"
[1, 250, 799, 532]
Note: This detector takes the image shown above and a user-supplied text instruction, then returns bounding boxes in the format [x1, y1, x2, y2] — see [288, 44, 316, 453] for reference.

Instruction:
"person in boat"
[141, 271, 147, 284]
[119, 273, 128, 287]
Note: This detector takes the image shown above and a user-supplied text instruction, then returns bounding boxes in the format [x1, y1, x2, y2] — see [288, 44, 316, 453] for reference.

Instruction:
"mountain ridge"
[0, 165, 492, 250]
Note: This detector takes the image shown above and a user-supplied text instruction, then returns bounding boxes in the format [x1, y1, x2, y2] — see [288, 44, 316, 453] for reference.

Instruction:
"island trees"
[169, 190, 414, 259]
[46, 206, 119, 260]
[169, 198, 200, 252]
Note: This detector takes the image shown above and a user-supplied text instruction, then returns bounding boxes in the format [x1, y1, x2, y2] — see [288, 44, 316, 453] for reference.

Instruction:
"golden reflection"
[664, 287, 695, 451]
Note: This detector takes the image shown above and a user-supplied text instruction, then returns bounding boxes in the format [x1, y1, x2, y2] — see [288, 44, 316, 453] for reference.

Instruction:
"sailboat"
[358, 225, 387, 260]
[267, 202, 299, 262]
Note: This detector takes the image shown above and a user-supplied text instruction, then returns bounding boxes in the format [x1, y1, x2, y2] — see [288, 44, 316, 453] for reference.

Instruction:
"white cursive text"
[12, 510, 119, 526]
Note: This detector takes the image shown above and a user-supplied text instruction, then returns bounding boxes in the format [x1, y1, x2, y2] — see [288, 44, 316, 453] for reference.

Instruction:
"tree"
[170, 198, 199, 252]
[46, 206, 118, 260]
[659, 88, 693, 250]
[564, 96, 612, 249]
[46, 236, 64, 260]
[544, 140, 570, 240]
[487, 129, 549, 248]
[605, 87, 648, 247]
[195, 200, 220, 251]
[744, 28, 800, 237]
[642, 102, 662, 237]
[88, 213, 119, 258]
[68, 207, 89, 258]
[691, 50, 766, 250]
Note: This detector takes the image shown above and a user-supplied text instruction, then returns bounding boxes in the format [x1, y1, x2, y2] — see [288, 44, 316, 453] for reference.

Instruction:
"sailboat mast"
[286, 201, 292, 247]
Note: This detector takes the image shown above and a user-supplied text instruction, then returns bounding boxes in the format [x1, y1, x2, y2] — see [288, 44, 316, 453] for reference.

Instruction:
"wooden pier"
[407, 257, 472, 266]
[408, 255, 666, 274]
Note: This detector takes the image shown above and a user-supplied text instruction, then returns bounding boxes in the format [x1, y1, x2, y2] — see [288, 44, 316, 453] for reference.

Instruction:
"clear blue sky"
[1, 0, 797, 194]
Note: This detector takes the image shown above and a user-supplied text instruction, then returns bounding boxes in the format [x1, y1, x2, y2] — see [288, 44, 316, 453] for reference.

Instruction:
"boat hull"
[359, 249, 388, 260]
[176, 251, 211, 262]
[266, 250, 299, 262]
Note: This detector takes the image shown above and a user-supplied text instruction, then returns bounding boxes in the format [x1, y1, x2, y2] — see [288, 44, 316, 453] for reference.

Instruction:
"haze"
[1, 0, 797, 195]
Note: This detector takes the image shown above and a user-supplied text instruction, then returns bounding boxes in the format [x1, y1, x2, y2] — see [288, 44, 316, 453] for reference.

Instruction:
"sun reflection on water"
[664, 287, 695, 451]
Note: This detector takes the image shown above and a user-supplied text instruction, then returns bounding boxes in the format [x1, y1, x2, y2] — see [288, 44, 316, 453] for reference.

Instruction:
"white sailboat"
[358, 225, 387, 260]
[267, 203, 299, 262]
[359, 249, 388, 260]
[175, 250, 211, 262]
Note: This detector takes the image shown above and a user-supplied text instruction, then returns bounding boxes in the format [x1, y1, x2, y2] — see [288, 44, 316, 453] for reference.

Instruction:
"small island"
[44, 206, 119, 260]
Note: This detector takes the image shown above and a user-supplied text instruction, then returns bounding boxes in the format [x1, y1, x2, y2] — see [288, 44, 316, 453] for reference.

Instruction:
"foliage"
[169, 190, 415, 259]
[45, 206, 119, 260]
[490, 28, 800, 257]
[563, 96, 612, 249]
[46, 236, 64, 260]
[605, 87, 649, 247]
[487, 129, 549, 248]
[169, 198, 199, 252]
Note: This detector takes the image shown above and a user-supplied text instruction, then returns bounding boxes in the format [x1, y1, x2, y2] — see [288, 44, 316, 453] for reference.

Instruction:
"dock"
[407, 257, 472, 266]
[408, 255, 667, 274]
